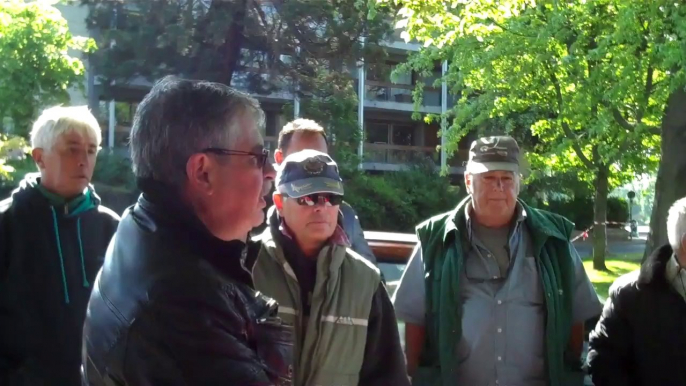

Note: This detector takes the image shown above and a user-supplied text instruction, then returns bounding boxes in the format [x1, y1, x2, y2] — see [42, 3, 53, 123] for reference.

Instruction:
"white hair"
[30, 105, 102, 150]
[667, 196, 686, 253]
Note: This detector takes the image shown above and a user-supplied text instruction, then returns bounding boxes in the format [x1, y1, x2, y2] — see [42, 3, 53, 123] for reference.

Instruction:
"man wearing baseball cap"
[252, 149, 409, 386]
[394, 135, 602, 385]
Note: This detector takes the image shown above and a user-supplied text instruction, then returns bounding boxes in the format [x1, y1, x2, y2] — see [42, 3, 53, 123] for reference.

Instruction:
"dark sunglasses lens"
[329, 195, 344, 205]
[294, 194, 343, 206]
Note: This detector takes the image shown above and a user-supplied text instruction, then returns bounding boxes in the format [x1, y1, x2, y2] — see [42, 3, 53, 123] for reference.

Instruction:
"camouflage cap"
[466, 135, 520, 174]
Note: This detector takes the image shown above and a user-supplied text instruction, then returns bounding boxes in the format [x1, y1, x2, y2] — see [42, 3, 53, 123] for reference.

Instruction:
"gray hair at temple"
[667, 196, 686, 254]
[130, 75, 265, 189]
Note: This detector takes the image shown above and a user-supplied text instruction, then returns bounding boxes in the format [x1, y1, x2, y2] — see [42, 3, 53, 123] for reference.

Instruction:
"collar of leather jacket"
[639, 243, 674, 288]
[136, 177, 256, 287]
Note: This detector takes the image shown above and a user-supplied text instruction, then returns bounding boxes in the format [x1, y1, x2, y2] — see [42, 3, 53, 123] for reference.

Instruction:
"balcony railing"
[363, 143, 438, 165]
[355, 79, 442, 108]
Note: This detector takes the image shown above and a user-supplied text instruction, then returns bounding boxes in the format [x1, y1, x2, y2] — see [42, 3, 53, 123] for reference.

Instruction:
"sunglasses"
[202, 148, 270, 168]
[287, 193, 344, 207]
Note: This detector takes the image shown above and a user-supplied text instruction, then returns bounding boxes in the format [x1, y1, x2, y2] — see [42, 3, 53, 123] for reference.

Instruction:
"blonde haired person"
[0, 105, 119, 385]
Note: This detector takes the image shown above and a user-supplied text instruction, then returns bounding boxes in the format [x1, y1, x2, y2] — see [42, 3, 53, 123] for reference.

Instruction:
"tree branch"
[611, 106, 660, 136]
[636, 62, 654, 123]
[547, 67, 596, 170]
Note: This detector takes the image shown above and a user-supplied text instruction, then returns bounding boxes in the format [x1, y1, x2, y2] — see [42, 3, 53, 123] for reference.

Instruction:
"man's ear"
[186, 153, 213, 194]
[464, 172, 473, 195]
[274, 149, 284, 165]
[273, 192, 284, 211]
[31, 148, 45, 170]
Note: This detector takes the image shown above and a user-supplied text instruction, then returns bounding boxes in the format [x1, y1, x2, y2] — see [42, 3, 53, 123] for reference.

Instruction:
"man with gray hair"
[0, 106, 120, 385]
[393, 135, 602, 385]
[82, 76, 292, 385]
[588, 196, 686, 386]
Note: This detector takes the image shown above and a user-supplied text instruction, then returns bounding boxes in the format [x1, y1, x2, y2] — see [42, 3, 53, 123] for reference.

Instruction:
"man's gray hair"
[667, 196, 686, 253]
[130, 76, 265, 188]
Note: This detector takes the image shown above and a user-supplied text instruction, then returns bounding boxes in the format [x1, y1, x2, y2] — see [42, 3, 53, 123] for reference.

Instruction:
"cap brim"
[278, 177, 344, 198]
[466, 161, 519, 174]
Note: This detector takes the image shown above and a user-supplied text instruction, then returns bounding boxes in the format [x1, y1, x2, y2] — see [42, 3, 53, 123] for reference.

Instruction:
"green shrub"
[344, 163, 461, 232]
[545, 196, 594, 230]
[607, 196, 629, 226]
[92, 150, 136, 190]
[539, 195, 629, 230]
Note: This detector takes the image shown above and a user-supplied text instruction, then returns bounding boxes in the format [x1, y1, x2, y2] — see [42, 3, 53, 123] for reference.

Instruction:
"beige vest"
[253, 228, 381, 386]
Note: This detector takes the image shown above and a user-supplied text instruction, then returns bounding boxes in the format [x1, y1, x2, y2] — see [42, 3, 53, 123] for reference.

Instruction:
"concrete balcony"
[362, 143, 467, 174]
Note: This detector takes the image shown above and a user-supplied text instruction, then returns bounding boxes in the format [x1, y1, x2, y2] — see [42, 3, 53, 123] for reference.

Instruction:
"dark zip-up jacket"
[82, 179, 293, 385]
[0, 174, 120, 385]
[587, 244, 686, 386]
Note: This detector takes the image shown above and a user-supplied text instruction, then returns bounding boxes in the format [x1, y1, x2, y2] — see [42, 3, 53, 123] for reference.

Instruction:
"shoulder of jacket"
[345, 247, 381, 277]
[608, 269, 641, 301]
[96, 204, 122, 222]
[0, 196, 13, 216]
[417, 210, 455, 230]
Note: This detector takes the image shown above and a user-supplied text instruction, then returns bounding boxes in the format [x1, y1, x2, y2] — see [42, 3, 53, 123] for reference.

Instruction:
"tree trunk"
[191, 0, 248, 85]
[593, 165, 609, 271]
[644, 88, 686, 260]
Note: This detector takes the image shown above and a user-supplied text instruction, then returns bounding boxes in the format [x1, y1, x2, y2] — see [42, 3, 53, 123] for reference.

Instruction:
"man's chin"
[251, 210, 266, 228]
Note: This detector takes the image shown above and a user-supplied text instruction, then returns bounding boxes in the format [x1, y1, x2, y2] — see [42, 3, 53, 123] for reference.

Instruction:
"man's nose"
[493, 179, 504, 191]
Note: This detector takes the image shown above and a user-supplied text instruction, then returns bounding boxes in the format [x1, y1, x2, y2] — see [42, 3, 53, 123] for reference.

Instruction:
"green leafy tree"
[374, 0, 686, 269]
[83, 0, 391, 96]
[0, 0, 96, 136]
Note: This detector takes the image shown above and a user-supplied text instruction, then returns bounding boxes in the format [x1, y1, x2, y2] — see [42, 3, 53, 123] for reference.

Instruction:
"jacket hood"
[639, 243, 673, 286]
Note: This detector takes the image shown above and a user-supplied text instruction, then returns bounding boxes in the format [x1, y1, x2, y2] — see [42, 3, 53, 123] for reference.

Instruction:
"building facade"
[57, 3, 474, 176]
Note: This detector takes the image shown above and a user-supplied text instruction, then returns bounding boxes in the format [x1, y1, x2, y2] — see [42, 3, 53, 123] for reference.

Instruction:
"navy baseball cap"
[276, 149, 344, 198]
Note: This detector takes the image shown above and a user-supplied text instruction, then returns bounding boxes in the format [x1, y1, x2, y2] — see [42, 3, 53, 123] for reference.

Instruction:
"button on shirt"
[392, 203, 603, 386]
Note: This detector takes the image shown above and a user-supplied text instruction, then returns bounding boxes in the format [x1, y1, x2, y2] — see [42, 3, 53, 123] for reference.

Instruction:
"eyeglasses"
[202, 148, 270, 168]
[286, 193, 344, 207]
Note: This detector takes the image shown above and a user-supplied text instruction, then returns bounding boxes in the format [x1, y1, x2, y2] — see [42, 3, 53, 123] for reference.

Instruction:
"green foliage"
[0, 0, 96, 136]
[92, 150, 136, 190]
[373, 0, 686, 263]
[0, 134, 30, 181]
[536, 195, 629, 230]
[384, 0, 682, 180]
[344, 162, 461, 232]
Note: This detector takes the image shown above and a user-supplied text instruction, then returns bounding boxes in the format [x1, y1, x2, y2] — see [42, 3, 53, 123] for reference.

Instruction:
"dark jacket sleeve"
[359, 282, 410, 386]
[120, 285, 277, 386]
[587, 283, 635, 386]
[341, 203, 377, 265]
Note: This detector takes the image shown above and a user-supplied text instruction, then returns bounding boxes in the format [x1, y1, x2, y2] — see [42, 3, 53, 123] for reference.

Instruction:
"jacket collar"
[136, 178, 256, 287]
[639, 243, 673, 286]
[443, 197, 569, 245]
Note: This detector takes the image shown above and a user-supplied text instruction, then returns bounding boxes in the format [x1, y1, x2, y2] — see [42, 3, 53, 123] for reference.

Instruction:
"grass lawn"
[582, 253, 642, 302]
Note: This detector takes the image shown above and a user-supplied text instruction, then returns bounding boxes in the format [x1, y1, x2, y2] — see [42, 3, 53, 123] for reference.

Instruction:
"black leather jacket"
[82, 182, 293, 386]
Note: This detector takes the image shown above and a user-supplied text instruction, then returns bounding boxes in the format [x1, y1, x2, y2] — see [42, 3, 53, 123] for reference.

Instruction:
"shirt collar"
[463, 199, 527, 241]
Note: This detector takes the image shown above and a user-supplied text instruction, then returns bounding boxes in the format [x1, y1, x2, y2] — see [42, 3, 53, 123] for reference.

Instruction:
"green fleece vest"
[253, 228, 381, 386]
[414, 198, 576, 386]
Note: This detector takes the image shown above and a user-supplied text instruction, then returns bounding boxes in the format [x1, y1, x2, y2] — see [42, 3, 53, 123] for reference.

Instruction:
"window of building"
[366, 122, 390, 144]
[392, 124, 414, 146]
[265, 111, 278, 137]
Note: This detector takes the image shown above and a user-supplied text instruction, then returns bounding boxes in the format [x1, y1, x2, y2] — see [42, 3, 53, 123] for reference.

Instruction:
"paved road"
[573, 227, 649, 259]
